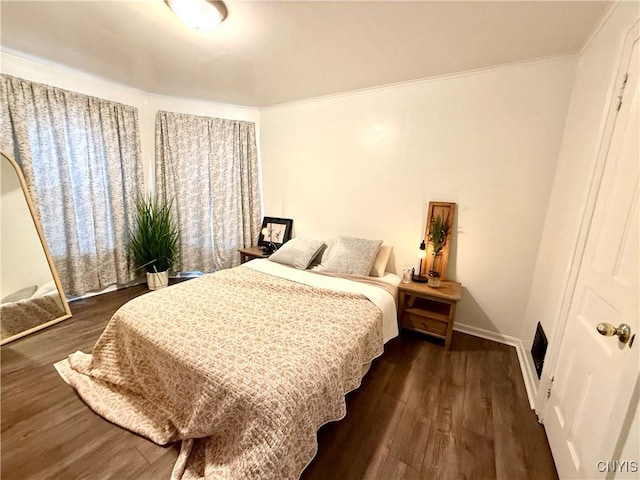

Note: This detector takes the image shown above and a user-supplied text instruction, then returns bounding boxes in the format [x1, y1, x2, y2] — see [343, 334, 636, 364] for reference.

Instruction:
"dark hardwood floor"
[1, 284, 558, 479]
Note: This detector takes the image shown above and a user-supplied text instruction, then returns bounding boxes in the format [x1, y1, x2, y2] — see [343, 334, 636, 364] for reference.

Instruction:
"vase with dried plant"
[427, 214, 448, 287]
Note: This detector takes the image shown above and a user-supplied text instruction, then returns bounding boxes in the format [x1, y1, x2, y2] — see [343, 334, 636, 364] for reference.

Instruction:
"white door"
[543, 34, 639, 479]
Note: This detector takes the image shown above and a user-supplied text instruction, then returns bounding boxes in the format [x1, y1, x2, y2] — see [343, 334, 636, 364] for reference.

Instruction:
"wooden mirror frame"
[1, 151, 72, 344]
[421, 201, 456, 281]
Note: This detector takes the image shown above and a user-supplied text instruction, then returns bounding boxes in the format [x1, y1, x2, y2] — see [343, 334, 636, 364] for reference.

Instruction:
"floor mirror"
[1, 151, 72, 344]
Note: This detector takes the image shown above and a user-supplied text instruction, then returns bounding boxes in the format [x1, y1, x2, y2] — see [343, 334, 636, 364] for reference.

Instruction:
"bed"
[55, 249, 399, 479]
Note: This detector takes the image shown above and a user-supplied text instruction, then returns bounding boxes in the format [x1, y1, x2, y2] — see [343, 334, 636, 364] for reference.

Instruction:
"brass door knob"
[597, 323, 633, 345]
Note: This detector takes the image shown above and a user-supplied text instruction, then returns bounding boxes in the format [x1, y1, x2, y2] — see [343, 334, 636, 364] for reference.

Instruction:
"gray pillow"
[2, 285, 37, 303]
[317, 236, 383, 276]
[268, 237, 326, 270]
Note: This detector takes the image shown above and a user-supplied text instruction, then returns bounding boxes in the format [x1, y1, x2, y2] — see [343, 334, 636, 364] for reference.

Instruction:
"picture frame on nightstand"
[257, 217, 293, 251]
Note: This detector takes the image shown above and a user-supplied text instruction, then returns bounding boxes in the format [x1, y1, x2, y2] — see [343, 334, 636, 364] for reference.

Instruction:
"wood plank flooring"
[1, 283, 558, 479]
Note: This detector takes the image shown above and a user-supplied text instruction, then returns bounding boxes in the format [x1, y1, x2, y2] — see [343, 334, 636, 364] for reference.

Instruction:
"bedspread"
[55, 266, 385, 479]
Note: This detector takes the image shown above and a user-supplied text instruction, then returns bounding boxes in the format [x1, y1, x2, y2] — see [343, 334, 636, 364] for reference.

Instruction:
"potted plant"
[128, 197, 180, 290]
[427, 214, 448, 287]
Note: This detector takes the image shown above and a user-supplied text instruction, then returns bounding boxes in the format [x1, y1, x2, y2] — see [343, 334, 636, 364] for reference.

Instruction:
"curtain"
[0, 74, 144, 296]
[155, 111, 261, 272]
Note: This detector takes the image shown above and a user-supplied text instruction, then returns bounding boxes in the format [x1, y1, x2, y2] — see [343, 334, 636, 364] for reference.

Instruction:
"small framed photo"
[257, 217, 293, 251]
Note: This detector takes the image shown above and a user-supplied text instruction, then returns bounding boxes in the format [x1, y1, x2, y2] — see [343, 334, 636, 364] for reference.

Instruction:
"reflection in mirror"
[1, 152, 72, 344]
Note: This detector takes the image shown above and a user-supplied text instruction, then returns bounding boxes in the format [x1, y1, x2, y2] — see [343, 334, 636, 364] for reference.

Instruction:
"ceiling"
[1, 1, 610, 108]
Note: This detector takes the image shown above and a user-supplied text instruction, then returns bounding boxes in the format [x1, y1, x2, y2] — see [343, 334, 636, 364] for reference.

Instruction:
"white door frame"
[535, 20, 640, 419]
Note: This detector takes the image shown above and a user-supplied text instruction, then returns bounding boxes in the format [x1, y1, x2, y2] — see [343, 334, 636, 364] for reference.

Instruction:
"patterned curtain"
[155, 111, 261, 272]
[0, 74, 144, 296]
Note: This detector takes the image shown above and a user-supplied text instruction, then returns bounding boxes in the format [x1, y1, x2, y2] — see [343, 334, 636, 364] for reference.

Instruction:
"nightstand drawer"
[403, 312, 448, 337]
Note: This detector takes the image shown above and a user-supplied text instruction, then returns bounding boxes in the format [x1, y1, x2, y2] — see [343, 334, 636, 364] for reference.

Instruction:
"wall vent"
[531, 322, 548, 379]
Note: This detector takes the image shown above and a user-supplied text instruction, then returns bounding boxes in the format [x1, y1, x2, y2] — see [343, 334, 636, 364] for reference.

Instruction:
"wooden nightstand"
[397, 280, 462, 349]
[238, 246, 271, 263]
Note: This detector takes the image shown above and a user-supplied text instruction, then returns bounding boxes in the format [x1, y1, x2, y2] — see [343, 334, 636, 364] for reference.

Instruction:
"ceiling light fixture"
[165, 0, 227, 32]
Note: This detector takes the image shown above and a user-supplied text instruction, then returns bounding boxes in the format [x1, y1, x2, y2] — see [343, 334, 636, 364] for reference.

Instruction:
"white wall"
[260, 58, 575, 337]
[521, 5, 640, 376]
[0, 50, 260, 193]
[1, 157, 53, 297]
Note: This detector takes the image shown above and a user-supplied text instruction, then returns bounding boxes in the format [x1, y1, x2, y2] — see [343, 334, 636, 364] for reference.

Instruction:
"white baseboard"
[453, 323, 538, 410]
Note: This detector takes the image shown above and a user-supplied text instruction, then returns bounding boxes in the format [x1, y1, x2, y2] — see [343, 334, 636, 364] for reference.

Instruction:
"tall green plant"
[128, 197, 180, 273]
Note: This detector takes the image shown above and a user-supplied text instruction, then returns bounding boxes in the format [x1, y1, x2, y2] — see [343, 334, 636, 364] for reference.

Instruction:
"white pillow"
[370, 245, 392, 277]
[317, 236, 383, 276]
[33, 281, 57, 297]
[268, 237, 326, 270]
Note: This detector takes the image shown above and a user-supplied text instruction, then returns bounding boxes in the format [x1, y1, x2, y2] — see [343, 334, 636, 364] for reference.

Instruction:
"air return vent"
[531, 322, 548, 379]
